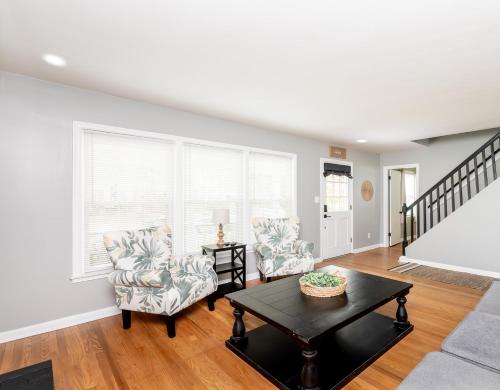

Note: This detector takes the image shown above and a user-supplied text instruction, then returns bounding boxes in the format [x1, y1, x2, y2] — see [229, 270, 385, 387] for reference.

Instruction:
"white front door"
[389, 169, 402, 246]
[321, 173, 352, 259]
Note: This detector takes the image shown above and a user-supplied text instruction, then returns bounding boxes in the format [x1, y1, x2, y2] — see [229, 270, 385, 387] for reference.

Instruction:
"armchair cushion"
[108, 269, 171, 288]
[103, 225, 172, 271]
[113, 267, 217, 316]
[293, 240, 314, 256]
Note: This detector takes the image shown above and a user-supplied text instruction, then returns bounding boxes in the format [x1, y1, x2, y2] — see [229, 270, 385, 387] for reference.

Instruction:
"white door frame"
[319, 158, 354, 260]
[382, 164, 420, 247]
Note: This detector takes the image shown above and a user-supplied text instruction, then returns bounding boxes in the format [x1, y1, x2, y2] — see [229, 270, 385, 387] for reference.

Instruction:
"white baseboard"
[399, 256, 500, 279]
[352, 243, 382, 253]
[218, 271, 260, 284]
[0, 306, 120, 344]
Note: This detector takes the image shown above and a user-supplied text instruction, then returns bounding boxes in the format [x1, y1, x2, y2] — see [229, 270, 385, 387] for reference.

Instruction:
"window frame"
[72, 121, 297, 282]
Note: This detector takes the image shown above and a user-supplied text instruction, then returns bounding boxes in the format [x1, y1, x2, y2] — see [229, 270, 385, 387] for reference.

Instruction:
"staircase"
[402, 131, 500, 255]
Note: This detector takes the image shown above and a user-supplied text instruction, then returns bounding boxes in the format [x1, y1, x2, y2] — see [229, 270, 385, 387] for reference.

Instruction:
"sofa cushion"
[103, 225, 172, 270]
[441, 310, 500, 373]
[398, 352, 500, 390]
[476, 281, 500, 316]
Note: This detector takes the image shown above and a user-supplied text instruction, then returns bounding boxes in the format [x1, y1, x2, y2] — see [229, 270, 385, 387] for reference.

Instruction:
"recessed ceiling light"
[356, 139, 367, 143]
[42, 53, 67, 67]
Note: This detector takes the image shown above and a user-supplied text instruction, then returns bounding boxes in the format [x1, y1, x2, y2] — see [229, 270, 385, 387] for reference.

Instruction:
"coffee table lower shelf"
[225, 312, 413, 390]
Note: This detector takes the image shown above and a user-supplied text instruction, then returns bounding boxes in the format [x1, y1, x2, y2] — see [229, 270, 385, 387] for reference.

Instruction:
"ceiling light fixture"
[42, 53, 67, 67]
[356, 139, 367, 143]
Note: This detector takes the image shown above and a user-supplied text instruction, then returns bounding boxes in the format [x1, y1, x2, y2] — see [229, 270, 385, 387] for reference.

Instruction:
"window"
[248, 152, 294, 219]
[80, 130, 175, 276]
[325, 175, 349, 212]
[183, 144, 244, 253]
[73, 122, 296, 281]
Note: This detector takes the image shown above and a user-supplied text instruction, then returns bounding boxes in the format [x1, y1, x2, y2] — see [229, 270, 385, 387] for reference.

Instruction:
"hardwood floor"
[0, 245, 483, 389]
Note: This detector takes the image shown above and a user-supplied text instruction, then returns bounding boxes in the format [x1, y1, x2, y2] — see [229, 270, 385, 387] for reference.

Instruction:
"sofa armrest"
[293, 240, 314, 256]
[254, 243, 274, 260]
[108, 269, 171, 288]
[169, 254, 215, 275]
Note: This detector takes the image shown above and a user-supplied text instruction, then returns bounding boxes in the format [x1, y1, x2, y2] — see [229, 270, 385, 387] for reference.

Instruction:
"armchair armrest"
[108, 268, 171, 288]
[254, 243, 274, 260]
[169, 254, 215, 275]
[293, 240, 314, 256]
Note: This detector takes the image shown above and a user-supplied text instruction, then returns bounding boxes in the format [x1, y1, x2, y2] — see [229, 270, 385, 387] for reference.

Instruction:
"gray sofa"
[398, 281, 500, 390]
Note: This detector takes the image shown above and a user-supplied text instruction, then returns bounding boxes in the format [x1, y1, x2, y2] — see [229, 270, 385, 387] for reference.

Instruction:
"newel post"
[402, 203, 408, 255]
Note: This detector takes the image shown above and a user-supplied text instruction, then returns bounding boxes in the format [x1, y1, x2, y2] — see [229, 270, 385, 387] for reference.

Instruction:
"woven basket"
[299, 272, 348, 298]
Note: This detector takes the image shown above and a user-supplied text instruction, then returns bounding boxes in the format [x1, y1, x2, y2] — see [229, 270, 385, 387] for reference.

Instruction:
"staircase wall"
[405, 178, 500, 275]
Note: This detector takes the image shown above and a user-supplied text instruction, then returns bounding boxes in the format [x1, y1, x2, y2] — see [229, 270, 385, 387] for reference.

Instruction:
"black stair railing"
[402, 131, 500, 255]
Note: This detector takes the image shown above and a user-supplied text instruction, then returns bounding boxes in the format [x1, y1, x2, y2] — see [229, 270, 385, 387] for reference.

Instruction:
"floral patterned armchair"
[252, 217, 314, 282]
[103, 225, 218, 338]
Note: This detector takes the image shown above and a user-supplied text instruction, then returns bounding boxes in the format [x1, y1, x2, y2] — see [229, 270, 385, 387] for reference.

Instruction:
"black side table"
[202, 243, 247, 299]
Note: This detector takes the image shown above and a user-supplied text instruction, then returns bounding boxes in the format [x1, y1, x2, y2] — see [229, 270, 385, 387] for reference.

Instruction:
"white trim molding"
[352, 243, 382, 253]
[0, 306, 120, 344]
[399, 256, 500, 279]
[319, 157, 354, 261]
[382, 163, 420, 247]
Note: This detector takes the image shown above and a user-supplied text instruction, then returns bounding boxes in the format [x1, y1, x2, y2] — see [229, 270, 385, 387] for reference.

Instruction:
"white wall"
[405, 179, 500, 274]
[0, 71, 380, 332]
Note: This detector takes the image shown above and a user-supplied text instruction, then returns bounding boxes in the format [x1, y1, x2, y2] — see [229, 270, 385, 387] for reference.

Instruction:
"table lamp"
[212, 209, 229, 247]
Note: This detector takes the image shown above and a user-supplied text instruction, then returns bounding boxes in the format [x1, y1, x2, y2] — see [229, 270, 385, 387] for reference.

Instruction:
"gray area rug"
[389, 263, 495, 291]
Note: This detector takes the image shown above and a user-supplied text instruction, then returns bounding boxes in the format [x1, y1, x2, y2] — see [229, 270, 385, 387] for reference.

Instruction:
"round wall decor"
[361, 180, 374, 201]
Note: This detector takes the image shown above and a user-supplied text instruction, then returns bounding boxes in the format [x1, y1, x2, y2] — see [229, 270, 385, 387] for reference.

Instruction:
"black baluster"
[466, 162, 472, 200]
[410, 208, 414, 242]
[474, 155, 480, 195]
[458, 168, 463, 206]
[491, 143, 498, 180]
[451, 174, 456, 212]
[423, 197, 427, 234]
[482, 149, 488, 186]
[436, 185, 441, 223]
[429, 191, 433, 229]
[417, 202, 421, 238]
[443, 179, 448, 218]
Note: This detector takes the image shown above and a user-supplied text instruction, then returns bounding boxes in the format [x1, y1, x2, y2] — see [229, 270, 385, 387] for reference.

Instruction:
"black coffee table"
[225, 266, 413, 390]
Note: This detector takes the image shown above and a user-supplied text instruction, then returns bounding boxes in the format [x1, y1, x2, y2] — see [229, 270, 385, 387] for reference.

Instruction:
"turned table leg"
[230, 307, 247, 345]
[299, 349, 320, 390]
[394, 294, 411, 329]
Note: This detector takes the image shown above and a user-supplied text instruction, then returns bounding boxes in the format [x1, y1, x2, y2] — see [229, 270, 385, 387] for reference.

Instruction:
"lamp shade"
[212, 209, 229, 225]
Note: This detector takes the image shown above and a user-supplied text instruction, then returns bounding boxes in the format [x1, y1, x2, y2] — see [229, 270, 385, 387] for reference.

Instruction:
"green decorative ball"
[299, 272, 342, 287]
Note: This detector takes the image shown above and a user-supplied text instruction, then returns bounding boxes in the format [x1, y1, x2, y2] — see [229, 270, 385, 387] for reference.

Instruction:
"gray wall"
[380, 129, 498, 194]
[0, 71, 380, 332]
[406, 179, 500, 273]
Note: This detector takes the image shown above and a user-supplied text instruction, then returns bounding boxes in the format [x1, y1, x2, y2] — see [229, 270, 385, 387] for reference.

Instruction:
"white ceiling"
[2, 1, 500, 152]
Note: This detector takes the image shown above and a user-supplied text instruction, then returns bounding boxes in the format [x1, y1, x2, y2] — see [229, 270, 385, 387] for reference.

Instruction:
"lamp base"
[217, 223, 225, 247]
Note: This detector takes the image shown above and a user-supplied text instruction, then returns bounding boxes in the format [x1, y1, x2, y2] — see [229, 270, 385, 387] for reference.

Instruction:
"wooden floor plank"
[0, 245, 482, 389]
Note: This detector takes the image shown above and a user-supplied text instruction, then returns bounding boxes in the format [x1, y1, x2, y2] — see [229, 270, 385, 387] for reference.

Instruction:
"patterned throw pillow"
[252, 217, 299, 253]
[103, 225, 173, 271]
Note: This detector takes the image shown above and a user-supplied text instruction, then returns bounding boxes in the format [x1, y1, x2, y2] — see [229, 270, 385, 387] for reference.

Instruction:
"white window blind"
[183, 143, 244, 253]
[83, 131, 175, 272]
[248, 152, 293, 225]
[325, 175, 349, 212]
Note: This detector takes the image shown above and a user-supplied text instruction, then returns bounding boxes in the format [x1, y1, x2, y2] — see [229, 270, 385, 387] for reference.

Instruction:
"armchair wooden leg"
[122, 310, 131, 329]
[207, 294, 215, 311]
[266, 277, 272, 283]
[259, 271, 265, 282]
[165, 315, 176, 338]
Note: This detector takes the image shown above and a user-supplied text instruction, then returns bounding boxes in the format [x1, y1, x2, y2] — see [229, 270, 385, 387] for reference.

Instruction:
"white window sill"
[71, 268, 113, 283]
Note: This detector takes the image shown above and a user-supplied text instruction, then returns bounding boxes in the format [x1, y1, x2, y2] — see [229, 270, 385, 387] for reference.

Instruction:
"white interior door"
[389, 169, 402, 246]
[321, 173, 352, 259]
